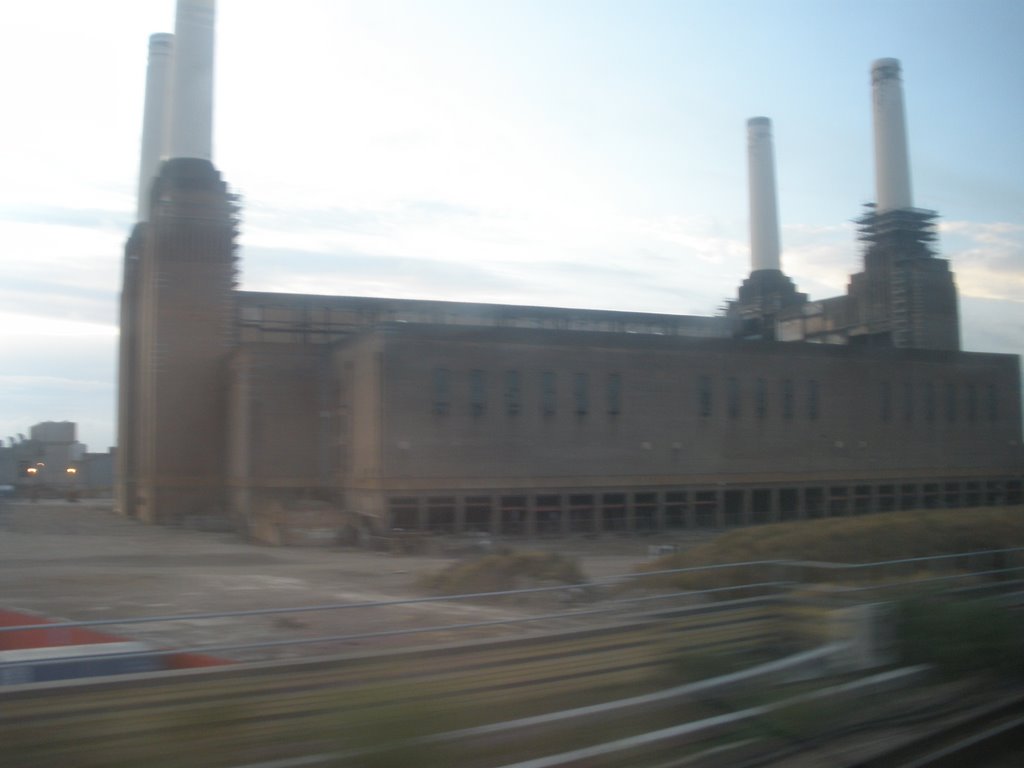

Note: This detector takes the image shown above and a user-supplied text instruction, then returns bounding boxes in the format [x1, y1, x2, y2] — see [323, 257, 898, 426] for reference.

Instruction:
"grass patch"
[420, 550, 586, 595]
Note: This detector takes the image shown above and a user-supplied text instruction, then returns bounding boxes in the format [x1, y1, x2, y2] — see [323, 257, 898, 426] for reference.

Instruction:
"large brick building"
[219, 302, 1020, 534]
[115, 3, 1021, 536]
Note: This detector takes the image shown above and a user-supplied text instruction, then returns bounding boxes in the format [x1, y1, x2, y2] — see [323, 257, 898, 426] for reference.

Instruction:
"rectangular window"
[945, 382, 957, 423]
[880, 381, 891, 422]
[782, 379, 794, 420]
[664, 491, 688, 529]
[807, 379, 819, 421]
[698, 375, 712, 417]
[573, 372, 589, 415]
[607, 373, 621, 416]
[727, 376, 740, 419]
[903, 381, 914, 423]
[966, 383, 977, 422]
[504, 370, 521, 416]
[426, 496, 457, 532]
[541, 371, 556, 416]
[924, 381, 935, 423]
[470, 369, 487, 417]
[388, 497, 419, 529]
[755, 378, 767, 419]
[432, 368, 450, 415]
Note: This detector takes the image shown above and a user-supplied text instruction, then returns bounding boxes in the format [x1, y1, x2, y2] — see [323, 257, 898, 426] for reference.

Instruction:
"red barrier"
[0, 609, 231, 668]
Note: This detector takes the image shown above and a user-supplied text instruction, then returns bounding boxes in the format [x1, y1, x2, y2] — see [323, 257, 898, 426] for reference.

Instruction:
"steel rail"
[901, 714, 1024, 767]
[0, 578, 784, 635]
[485, 666, 931, 768]
[3, 602, 789, 766]
[3, 547, 1020, 676]
[216, 642, 856, 768]
[846, 692, 1024, 768]
[3, 545, 1020, 638]
[0, 585, 786, 671]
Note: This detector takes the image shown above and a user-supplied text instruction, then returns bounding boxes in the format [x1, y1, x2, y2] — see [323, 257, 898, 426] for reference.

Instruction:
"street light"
[66, 466, 79, 502]
[26, 465, 40, 501]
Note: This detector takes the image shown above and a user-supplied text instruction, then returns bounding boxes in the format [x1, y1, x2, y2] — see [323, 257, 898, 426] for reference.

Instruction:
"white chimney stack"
[747, 117, 781, 272]
[871, 58, 913, 212]
[166, 0, 216, 161]
[136, 33, 173, 221]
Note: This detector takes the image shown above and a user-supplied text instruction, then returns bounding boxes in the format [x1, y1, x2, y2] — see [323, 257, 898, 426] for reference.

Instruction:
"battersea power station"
[116, 1, 1022, 539]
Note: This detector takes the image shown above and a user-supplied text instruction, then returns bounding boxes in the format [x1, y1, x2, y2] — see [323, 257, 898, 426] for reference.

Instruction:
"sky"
[1, 0, 1021, 452]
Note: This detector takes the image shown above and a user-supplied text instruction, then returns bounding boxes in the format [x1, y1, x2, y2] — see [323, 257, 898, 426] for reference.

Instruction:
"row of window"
[431, 369, 813, 421]
[432, 369, 621, 417]
[879, 380, 999, 424]
[430, 369, 1003, 424]
[692, 376, 1000, 423]
[388, 478, 1024, 531]
[698, 375, 818, 420]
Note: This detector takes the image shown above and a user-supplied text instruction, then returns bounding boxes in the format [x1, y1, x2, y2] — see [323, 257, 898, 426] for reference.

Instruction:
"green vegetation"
[896, 595, 1024, 679]
[419, 549, 586, 594]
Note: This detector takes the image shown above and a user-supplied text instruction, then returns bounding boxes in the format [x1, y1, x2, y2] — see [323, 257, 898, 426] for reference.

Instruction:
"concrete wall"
[226, 343, 332, 523]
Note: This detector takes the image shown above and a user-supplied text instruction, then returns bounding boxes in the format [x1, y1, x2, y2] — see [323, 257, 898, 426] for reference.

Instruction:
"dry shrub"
[633, 507, 1024, 592]
[420, 550, 586, 595]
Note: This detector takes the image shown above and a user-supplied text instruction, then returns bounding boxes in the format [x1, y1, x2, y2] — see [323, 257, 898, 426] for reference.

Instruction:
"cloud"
[0, 366, 116, 454]
[242, 244, 518, 301]
[960, 296, 1024, 357]
[238, 203, 754, 317]
[778, 222, 859, 298]
[0, 312, 118, 340]
[0, 373, 112, 393]
[939, 221, 1024, 302]
[0, 204, 131, 232]
[0, 219, 124, 326]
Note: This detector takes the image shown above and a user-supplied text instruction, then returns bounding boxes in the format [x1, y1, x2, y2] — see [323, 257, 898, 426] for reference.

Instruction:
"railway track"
[654, 676, 1024, 768]
[847, 692, 1024, 768]
[1, 597, 784, 767]
[6, 551, 1021, 767]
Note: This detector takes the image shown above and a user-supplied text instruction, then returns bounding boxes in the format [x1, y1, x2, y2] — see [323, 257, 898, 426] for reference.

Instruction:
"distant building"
[0, 422, 113, 498]
[116, 4, 1022, 536]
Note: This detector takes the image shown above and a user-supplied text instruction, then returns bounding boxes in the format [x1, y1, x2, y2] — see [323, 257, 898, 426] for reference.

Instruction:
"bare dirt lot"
[0, 500, 715, 660]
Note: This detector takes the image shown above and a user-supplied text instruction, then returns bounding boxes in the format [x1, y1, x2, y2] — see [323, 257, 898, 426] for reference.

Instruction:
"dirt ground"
[0, 500, 716, 660]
